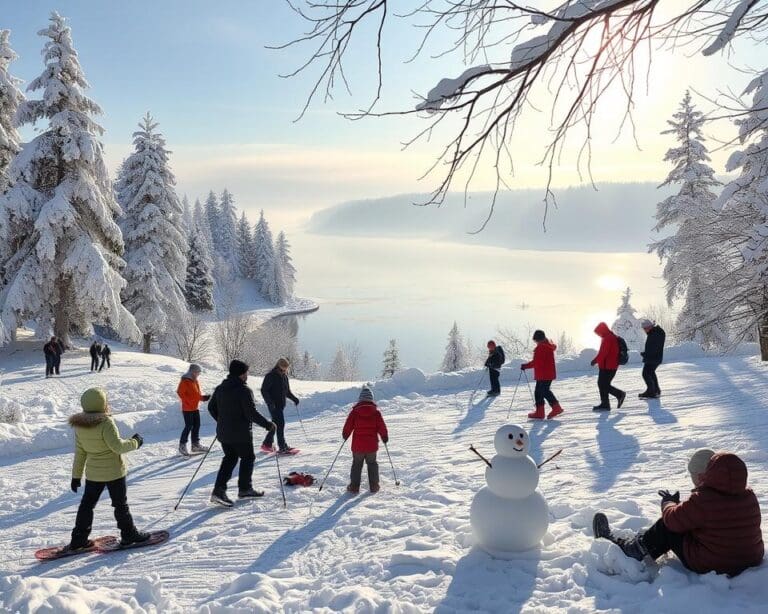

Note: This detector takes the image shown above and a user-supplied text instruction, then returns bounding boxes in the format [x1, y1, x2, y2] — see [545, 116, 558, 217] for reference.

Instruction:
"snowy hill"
[1, 339, 766, 612]
[307, 182, 678, 253]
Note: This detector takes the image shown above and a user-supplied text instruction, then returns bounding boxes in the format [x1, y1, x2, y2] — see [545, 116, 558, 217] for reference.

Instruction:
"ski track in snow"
[1, 341, 767, 612]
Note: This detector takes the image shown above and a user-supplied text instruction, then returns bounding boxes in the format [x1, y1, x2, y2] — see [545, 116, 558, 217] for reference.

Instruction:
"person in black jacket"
[89, 341, 102, 372]
[207, 360, 275, 507]
[260, 358, 300, 453]
[639, 319, 666, 399]
[43, 337, 58, 378]
[98, 343, 111, 372]
[53, 337, 65, 374]
[484, 340, 505, 396]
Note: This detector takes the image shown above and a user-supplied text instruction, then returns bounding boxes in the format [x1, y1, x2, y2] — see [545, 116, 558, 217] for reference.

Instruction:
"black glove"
[382, 436, 389, 444]
[71, 477, 81, 493]
[132, 433, 144, 448]
[590, 359, 597, 367]
[658, 489, 680, 506]
[201, 394, 211, 401]
[520, 364, 526, 371]
[293, 398, 300, 406]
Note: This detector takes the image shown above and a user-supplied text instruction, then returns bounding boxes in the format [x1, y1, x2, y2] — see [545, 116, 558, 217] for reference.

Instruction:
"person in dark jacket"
[43, 337, 58, 378]
[521, 330, 563, 420]
[260, 358, 300, 454]
[89, 341, 102, 372]
[53, 337, 65, 374]
[342, 385, 389, 494]
[98, 343, 111, 372]
[484, 340, 505, 396]
[593, 452, 764, 576]
[208, 360, 275, 507]
[639, 318, 666, 399]
[591, 322, 626, 411]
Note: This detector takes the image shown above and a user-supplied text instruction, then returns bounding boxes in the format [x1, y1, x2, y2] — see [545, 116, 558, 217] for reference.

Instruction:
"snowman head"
[494, 424, 530, 457]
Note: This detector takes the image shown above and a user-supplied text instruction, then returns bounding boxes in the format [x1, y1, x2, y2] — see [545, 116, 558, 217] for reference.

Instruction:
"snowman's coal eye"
[508, 433, 513, 439]
[519, 433, 524, 438]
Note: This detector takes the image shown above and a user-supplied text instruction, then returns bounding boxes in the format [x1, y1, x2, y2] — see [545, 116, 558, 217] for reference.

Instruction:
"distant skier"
[208, 360, 275, 507]
[43, 337, 58, 378]
[639, 318, 666, 399]
[65, 387, 149, 551]
[176, 363, 211, 456]
[484, 340, 505, 397]
[343, 385, 389, 494]
[593, 451, 764, 576]
[590, 322, 626, 411]
[260, 358, 300, 454]
[53, 336, 65, 374]
[521, 330, 564, 420]
[98, 343, 111, 372]
[89, 340, 102, 372]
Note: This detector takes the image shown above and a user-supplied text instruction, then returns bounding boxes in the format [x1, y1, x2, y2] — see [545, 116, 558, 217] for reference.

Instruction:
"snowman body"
[470, 424, 549, 554]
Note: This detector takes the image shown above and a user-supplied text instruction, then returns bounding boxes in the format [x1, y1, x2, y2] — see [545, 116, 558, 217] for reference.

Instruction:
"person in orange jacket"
[521, 330, 563, 420]
[177, 363, 211, 456]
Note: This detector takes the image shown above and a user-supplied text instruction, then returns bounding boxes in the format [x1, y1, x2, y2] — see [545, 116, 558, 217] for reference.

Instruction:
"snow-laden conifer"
[650, 92, 729, 349]
[117, 113, 187, 352]
[236, 211, 255, 278]
[181, 195, 194, 239]
[325, 343, 361, 381]
[185, 227, 214, 311]
[205, 190, 221, 249]
[218, 188, 238, 269]
[193, 197, 214, 262]
[275, 231, 297, 297]
[0, 13, 139, 345]
[441, 321, 470, 372]
[0, 29, 23, 195]
[611, 288, 644, 350]
[382, 338, 401, 378]
[253, 209, 279, 302]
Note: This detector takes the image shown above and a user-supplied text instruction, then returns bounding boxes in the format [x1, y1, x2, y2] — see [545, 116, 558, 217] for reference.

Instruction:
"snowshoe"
[178, 444, 191, 457]
[98, 530, 169, 552]
[616, 391, 627, 409]
[260, 444, 276, 454]
[210, 490, 234, 507]
[35, 536, 118, 561]
[191, 442, 208, 454]
[120, 530, 151, 547]
[278, 447, 300, 455]
[238, 488, 265, 499]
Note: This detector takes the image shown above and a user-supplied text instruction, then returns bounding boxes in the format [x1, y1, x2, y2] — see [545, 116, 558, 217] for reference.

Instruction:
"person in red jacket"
[591, 322, 626, 411]
[521, 330, 564, 420]
[593, 452, 764, 576]
[342, 385, 389, 494]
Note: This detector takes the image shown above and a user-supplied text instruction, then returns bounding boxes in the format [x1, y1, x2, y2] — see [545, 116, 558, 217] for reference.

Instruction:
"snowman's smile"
[513, 445, 524, 452]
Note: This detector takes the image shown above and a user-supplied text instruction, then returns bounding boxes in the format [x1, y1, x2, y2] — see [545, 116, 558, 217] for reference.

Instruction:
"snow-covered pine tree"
[185, 227, 214, 311]
[275, 231, 297, 297]
[268, 247, 289, 305]
[204, 190, 221, 249]
[713, 69, 768, 359]
[326, 343, 361, 380]
[0, 29, 23, 195]
[382, 338, 401, 378]
[181, 194, 194, 240]
[611, 287, 644, 350]
[252, 209, 278, 301]
[294, 349, 321, 380]
[193, 197, 213, 256]
[650, 91, 729, 350]
[218, 188, 238, 270]
[0, 13, 139, 345]
[117, 112, 188, 352]
[441, 321, 469, 371]
[236, 211, 255, 278]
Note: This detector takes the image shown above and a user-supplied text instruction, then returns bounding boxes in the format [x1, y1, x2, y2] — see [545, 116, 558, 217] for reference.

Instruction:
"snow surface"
[1, 336, 766, 612]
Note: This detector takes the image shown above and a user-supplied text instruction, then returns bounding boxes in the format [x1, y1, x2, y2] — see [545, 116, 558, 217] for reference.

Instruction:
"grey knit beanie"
[358, 385, 374, 403]
[688, 448, 715, 481]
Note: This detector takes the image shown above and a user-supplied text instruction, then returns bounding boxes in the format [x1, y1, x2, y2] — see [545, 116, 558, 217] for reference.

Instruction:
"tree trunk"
[759, 323, 768, 362]
[53, 280, 71, 347]
[143, 332, 152, 354]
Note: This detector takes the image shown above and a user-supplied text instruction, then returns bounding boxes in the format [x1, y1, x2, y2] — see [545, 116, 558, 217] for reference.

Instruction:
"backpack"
[497, 346, 505, 365]
[616, 336, 629, 366]
[283, 471, 315, 487]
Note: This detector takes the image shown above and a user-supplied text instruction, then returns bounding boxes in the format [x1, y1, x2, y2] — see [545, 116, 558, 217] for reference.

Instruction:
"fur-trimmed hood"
[68, 412, 110, 428]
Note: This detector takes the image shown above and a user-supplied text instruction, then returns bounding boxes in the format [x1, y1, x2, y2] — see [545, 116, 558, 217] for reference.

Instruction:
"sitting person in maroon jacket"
[521, 329, 563, 420]
[593, 452, 764, 576]
[342, 385, 389, 494]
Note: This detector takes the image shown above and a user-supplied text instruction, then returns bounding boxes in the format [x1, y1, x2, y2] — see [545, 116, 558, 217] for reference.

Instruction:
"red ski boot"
[547, 403, 564, 419]
[528, 404, 546, 420]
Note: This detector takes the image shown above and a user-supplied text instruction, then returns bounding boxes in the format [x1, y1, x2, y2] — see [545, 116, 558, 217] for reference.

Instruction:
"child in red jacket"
[521, 330, 564, 420]
[342, 385, 389, 494]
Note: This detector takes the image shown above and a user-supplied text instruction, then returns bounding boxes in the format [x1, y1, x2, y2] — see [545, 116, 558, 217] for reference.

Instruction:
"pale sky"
[3, 1, 763, 230]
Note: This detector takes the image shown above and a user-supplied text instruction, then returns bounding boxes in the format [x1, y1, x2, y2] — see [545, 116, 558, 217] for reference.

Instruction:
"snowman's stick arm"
[537, 448, 563, 469]
[469, 445, 492, 468]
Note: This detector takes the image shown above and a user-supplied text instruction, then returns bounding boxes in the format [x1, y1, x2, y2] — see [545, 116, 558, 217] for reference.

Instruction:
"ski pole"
[274, 449, 287, 508]
[295, 403, 310, 443]
[318, 438, 347, 492]
[383, 441, 400, 486]
[174, 436, 217, 511]
[505, 370, 525, 420]
[522, 369, 535, 404]
[468, 367, 487, 406]
[469, 444, 492, 468]
[537, 448, 563, 469]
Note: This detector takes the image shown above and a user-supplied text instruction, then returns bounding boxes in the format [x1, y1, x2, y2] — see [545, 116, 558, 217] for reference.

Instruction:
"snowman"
[470, 424, 549, 555]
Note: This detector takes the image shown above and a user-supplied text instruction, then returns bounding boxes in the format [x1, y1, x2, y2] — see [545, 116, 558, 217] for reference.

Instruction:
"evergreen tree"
[181, 194, 194, 240]
[236, 211, 255, 278]
[204, 190, 220, 249]
[193, 197, 214, 261]
[326, 343, 360, 381]
[0, 29, 23, 195]
[268, 245, 289, 305]
[0, 13, 139, 345]
[218, 188, 238, 269]
[714, 70, 768, 358]
[275, 231, 297, 297]
[382, 338, 401, 378]
[441, 321, 469, 372]
[611, 287, 644, 350]
[650, 91, 729, 349]
[294, 349, 321, 380]
[185, 228, 215, 311]
[252, 209, 279, 302]
[117, 113, 188, 352]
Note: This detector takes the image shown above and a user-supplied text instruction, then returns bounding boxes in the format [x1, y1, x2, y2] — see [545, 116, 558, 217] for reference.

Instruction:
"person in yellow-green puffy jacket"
[65, 387, 149, 551]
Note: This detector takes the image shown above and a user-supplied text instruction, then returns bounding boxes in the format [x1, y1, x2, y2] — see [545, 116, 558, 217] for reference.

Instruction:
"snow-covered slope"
[0, 339, 766, 612]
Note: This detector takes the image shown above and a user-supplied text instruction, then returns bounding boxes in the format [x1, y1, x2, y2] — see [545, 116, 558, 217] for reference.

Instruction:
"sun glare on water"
[595, 274, 626, 291]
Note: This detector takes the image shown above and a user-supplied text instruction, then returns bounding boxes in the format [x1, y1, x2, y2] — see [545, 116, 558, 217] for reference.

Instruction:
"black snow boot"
[593, 512, 647, 562]
[616, 391, 627, 408]
[238, 488, 265, 499]
[638, 391, 653, 399]
[121, 530, 151, 546]
[592, 404, 610, 411]
[210, 489, 234, 507]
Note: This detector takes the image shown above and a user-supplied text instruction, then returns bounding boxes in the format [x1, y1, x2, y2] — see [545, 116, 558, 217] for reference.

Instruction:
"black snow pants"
[597, 369, 623, 406]
[488, 368, 501, 394]
[534, 380, 558, 406]
[214, 440, 256, 493]
[71, 477, 137, 545]
[640, 517, 688, 568]
[642, 364, 660, 395]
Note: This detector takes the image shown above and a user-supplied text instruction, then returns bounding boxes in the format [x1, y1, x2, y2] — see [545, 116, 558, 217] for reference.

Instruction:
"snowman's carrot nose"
[515, 439, 523, 446]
